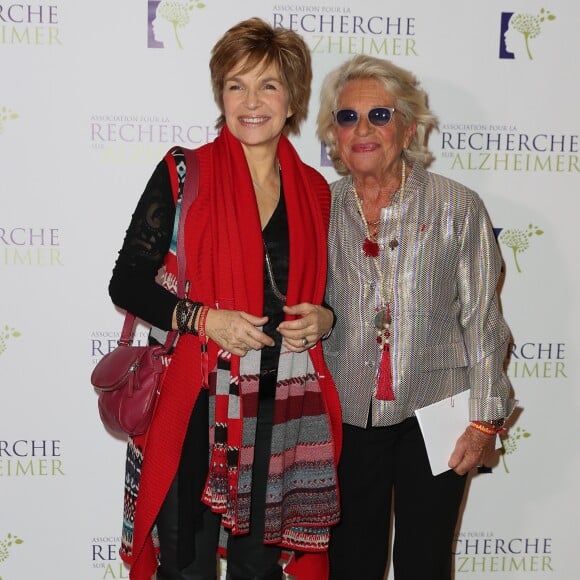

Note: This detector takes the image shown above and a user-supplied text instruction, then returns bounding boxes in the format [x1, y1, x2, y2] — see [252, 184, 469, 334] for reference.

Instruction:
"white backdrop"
[1, 1, 578, 578]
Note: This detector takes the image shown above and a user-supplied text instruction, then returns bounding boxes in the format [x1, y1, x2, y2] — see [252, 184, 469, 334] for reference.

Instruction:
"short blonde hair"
[316, 54, 438, 174]
[210, 18, 312, 135]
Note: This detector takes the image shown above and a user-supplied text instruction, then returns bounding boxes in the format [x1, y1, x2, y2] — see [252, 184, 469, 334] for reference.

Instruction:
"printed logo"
[91, 329, 150, 365]
[0, 326, 21, 357]
[0, 3, 61, 46]
[90, 536, 127, 579]
[454, 531, 553, 573]
[439, 123, 579, 173]
[89, 114, 218, 163]
[0, 107, 18, 135]
[499, 8, 556, 60]
[500, 426, 531, 473]
[89, 534, 224, 579]
[273, 5, 418, 57]
[0, 440, 65, 478]
[0, 533, 24, 579]
[498, 223, 543, 273]
[507, 341, 566, 381]
[147, 0, 206, 49]
[0, 227, 64, 267]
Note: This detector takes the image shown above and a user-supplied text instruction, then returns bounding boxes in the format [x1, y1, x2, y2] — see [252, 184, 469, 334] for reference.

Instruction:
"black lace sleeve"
[108, 159, 178, 330]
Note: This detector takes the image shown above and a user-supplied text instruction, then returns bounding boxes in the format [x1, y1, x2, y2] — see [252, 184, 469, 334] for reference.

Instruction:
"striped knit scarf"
[197, 127, 340, 548]
[203, 345, 339, 550]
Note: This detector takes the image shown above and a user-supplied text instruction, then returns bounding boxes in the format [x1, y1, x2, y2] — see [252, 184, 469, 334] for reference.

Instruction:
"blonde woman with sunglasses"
[317, 55, 516, 580]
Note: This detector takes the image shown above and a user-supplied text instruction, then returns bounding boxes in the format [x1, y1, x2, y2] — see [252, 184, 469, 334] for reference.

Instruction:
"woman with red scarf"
[108, 18, 341, 580]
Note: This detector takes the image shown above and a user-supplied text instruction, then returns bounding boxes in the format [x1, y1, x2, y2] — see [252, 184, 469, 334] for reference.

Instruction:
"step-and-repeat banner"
[1, 1, 578, 578]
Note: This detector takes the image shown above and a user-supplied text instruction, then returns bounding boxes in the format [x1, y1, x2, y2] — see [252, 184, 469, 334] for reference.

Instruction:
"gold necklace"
[352, 159, 406, 347]
[352, 160, 406, 256]
[251, 167, 280, 202]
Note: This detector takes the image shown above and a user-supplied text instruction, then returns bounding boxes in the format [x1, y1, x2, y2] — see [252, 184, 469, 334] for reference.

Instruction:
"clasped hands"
[203, 303, 334, 358]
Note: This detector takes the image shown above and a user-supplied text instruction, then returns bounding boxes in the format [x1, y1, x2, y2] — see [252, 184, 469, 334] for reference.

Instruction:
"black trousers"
[156, 396, 282, 580]
[329, 417, 467, 580]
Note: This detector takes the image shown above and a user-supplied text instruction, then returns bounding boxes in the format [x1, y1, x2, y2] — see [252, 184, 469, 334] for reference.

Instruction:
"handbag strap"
[177, 147, 199, 297]
[119, 148, 200, 347]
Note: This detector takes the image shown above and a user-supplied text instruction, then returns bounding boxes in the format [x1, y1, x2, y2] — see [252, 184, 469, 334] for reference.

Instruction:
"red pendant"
[363, 237, 380, 257]
[376, 344, 395, 400]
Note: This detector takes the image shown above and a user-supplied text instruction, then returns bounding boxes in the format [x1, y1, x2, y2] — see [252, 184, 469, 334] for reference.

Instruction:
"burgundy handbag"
[90, 313, 171, 436]
[90, 147, 199, 436]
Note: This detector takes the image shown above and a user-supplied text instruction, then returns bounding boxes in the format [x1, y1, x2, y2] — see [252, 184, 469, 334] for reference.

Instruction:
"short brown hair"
[210, 17, 312, 135]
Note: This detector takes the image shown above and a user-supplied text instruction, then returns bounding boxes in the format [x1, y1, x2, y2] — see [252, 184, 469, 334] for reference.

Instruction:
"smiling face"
[332, 78, 416, 185]
[222, 60, 293, 155]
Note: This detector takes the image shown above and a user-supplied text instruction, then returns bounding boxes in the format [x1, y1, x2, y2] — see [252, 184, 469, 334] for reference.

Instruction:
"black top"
[108, 159, 289, 372]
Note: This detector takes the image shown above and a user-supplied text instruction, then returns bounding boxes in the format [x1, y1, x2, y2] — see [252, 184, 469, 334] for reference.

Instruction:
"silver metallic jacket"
[324, 162, 516, 428]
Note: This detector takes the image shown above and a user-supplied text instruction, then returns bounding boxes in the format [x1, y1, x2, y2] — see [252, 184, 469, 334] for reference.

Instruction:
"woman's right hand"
[204, 309, 275, 357]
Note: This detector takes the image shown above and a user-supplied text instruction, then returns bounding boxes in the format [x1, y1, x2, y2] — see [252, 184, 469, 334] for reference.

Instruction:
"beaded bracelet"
[176, 299, 194, 334]
[470, 421, 499, 437]
[197, 306, 210, 389]
[176, 299, 203, 335]
[186, 302, 203, 336]
[197, 305, 210, 340]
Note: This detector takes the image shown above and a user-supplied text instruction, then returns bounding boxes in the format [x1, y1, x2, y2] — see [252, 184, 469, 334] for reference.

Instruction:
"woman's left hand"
[448, 425, 497, 475]
[277, 303, 334, 352]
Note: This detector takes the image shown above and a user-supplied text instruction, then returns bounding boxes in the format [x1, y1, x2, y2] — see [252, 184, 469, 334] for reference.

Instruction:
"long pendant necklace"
[263, 241, 286, 303]
[352, 160, 406, 401]
[253, 169, 286, 303]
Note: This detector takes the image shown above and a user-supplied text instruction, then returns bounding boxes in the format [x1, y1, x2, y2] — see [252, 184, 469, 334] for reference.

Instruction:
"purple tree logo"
[503, 8, 556, 60]
[151, 0, 206, 49]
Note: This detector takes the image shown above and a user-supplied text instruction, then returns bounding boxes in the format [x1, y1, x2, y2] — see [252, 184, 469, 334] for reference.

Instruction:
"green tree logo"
[510, 8, 556, 60]
[500, 426, 531, 473]
[157, 0, 206, 49]
[498, 224, 543, 273]
[0, 533, 24, 578]
[0, 107, 19, 135]
[0, 326, 21, 356]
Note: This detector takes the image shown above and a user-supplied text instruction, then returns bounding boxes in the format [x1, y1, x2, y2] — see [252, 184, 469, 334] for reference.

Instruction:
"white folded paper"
[415, 390, 500, 476]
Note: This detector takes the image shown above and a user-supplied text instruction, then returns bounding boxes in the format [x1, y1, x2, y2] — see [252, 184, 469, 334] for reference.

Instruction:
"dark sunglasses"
[333, 107, 396, 128]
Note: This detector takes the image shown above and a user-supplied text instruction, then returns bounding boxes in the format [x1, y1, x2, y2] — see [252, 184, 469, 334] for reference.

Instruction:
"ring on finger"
[302, 337, 309, 347]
